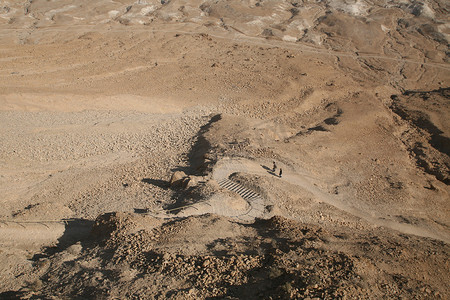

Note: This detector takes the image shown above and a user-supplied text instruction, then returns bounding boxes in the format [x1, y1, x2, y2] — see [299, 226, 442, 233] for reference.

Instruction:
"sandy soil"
[0, 0, 449, 299]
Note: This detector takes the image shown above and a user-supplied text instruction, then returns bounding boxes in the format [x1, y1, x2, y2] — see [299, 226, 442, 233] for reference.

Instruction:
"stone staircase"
[217, 178, 265, 221]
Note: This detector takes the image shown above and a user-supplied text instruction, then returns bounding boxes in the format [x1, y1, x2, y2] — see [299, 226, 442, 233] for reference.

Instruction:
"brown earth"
[0, 0, 449, 299]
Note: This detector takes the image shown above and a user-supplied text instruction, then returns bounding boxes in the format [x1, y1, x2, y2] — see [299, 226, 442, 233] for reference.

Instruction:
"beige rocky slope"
[9, 212, 448, 299]
[0, 0, 449, 299]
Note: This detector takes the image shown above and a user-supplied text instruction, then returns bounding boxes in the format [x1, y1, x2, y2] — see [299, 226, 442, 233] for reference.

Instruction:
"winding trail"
[1, 157, 449, 245]
[0, 219, 92, 249]
[211, 157, 450, 244]
[1, 23, 449, 71]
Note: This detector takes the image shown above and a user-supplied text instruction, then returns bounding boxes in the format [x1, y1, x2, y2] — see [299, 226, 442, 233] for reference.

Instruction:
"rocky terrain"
[0, 0, 449, 299]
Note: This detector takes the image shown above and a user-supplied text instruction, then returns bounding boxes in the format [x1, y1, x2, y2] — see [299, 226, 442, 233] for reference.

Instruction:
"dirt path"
[212, 157, 450, 243]
[2, 23, 449, 71]
[1, 155, 447, 247]
[0, 219, 92, 253]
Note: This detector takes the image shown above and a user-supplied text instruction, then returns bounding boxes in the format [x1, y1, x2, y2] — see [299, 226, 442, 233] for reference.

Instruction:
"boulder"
[170, 171, 187, 187]
[182, 175, 200, 189]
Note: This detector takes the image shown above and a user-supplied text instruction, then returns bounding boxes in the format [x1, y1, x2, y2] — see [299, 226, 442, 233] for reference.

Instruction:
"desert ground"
[0, 0, 449, 299]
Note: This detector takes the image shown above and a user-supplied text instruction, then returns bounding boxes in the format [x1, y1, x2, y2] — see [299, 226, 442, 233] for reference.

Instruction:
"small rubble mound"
[9, 213, 448, 299]
[90, 212, 162, 241]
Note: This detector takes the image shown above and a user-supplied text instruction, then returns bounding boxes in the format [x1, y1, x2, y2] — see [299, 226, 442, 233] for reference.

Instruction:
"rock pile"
[16, 213, 447, 299]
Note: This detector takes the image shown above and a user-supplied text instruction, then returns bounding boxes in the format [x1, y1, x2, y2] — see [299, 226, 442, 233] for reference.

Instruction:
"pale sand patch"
[0, 93, 184, 113]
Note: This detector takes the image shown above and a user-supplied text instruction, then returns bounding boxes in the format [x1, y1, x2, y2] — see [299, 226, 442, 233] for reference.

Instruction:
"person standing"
[272, 161, 277, 172]
[279, 168, 283, 178]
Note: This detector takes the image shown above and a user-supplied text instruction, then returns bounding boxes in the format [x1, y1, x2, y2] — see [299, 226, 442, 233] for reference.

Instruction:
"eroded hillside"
[0, 0, 449, 299]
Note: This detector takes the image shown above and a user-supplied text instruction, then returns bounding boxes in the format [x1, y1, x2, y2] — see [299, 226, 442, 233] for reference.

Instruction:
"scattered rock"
[169, 171, 187, 187]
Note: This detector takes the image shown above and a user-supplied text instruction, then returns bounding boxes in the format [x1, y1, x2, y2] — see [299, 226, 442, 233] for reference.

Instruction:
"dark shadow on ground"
[163, 186, 203, 214]
[308, 125, 328, 132]
[390, 88, 450, 184]
[141, 178, 193, 214]
[172, 114, 222, 175]
[31, 218, 93, 261]
[261, 164, 272, 171]
[0, 291, 28, 300]
[261, 164, 278, 177]
[141, 178, 169, 190]
[402, 87, 449, 96]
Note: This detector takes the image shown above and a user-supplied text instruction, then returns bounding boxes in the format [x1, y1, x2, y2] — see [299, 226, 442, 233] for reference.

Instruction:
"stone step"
[241, 190, 253, 197]
[234, 186, 248, 194]
[217, 177, 264, 220]
[219, 179, 260, 198]
[242, 191, 258, 199]
[219, 180, 234, 189]
[228, 185, 242, 192]
[225, 182, 240, 191]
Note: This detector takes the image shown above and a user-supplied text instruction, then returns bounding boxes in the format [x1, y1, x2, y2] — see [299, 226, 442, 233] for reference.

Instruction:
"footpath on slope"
[211, 157, 450, 244]
[1, 157, 449, 246]
[2, 23, 449, 71]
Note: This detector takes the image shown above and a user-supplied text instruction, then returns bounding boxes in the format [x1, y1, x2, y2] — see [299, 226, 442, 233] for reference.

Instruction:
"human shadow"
[260, 164, 277, 176]
[261, 164, 272, 171]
